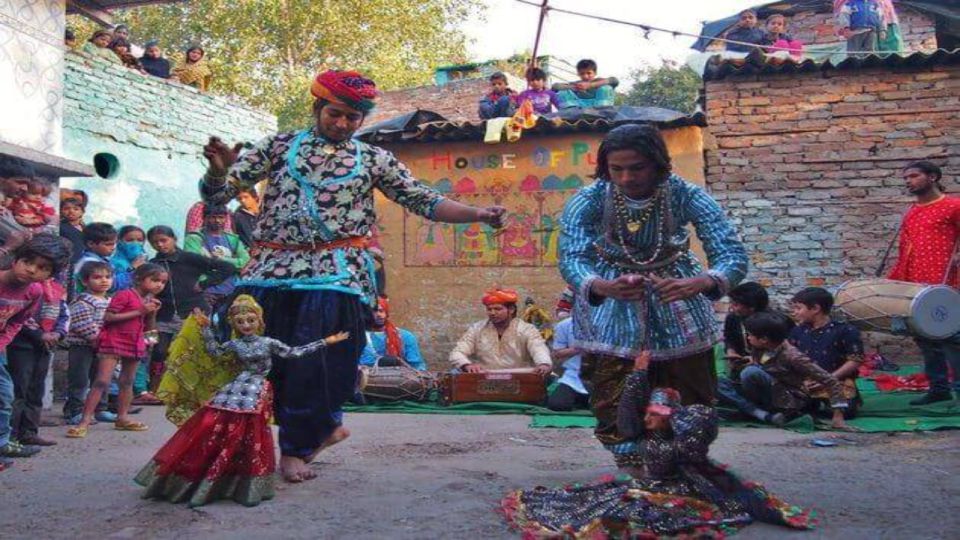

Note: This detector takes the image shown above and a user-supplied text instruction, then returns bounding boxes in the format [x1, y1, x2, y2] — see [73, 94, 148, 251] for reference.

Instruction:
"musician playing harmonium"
[448, 288, 553, 375]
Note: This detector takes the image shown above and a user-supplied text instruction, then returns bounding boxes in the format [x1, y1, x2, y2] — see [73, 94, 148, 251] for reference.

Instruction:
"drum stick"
[875, 219, 904, 278]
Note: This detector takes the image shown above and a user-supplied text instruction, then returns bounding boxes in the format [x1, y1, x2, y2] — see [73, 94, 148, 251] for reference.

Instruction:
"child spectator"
[232, 187, 260, 249]
[722, 9, 767, 53]
[172, 45, 212, 92]
[515, 67, 559, 115]
[835, 0, 885, 54]
[112, 225, 147, 278]
[140, 40, 172, 79]
[0, 233, 69, 465]
[717, 312, 852, 429]
[9, 178, 55, 231]
[66, 264, 168, 438]
[478, 72, 517, 119]
[789, 287, 864, 419]
[723, 282, 769, 375]
[81, 30, 121, 64]
[184, 204, 249, 309]
[63, 262, 113, 425]
[111, 225, 159, 405]
[147, 226, 234, 387]
[110, 37, 147, 74]
[763, 14, 804, 57]
[59, 197, 86, 264]
[110, 24, 141, 53]
[552, 59, 619, 108]
[7, 275, 69, 447]
[74, 222, 131, 293]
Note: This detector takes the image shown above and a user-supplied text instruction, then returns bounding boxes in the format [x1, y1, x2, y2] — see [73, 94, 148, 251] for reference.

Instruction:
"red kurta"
[888, 196, 960, 288]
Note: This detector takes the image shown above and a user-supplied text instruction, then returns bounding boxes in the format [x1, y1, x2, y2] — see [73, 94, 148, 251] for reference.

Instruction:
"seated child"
[551, 59, 619, 109]
[478, 72, 516, 120]
[763, 14, 804, 57]
[717, 312, 851, 429]
[723, 281, 769, 377]
[789, 287, 864, 419]
[515, 67, 559, 115]
[723, 9, 767, 53]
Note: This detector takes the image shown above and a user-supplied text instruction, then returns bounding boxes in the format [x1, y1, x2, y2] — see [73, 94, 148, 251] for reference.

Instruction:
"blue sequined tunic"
[559, 175, 748, 360]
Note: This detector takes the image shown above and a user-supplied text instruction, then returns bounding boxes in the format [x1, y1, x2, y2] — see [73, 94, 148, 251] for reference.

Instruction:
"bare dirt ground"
[0, 408, 957, 539]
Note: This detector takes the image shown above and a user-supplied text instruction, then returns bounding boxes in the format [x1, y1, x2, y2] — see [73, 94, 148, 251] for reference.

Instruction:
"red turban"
[482, 288, 520, 306]
[377, 297, 404, 358]
[556, 286, 574, 312]
[310, 70, 378, 112]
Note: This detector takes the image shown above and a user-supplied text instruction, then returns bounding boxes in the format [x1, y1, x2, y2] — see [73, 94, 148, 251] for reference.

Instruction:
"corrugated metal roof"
[357, 106, 706, 144]
[702, 48, 960, 81]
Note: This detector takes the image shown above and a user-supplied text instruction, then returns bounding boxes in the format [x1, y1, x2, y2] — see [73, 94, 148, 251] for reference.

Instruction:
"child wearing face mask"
[112, 225, 147, 283]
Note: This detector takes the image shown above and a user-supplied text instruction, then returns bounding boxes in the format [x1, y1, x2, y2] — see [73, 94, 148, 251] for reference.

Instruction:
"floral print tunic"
[201, 129, 446, 305]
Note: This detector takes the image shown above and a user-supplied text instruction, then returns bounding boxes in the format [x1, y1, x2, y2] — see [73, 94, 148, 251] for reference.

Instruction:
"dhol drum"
[357, 357, 436, 402]
[834, 279, 960, 340]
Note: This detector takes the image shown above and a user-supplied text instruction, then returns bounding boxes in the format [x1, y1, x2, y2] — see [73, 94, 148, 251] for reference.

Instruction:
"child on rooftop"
[551, 59, 619, 109]
[763, 14, 804, 58]
[515, 67, 559, 115]
[723, 9, 767, 53]
[478, 72, 517, 119]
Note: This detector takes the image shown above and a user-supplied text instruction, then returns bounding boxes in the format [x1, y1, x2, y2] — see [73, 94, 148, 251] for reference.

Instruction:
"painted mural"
[400, 139, 596, 267]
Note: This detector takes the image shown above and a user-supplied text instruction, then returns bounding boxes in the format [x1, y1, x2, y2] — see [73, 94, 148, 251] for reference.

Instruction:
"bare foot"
[302, 427, 351, 465]
[280, 455, 308, 483]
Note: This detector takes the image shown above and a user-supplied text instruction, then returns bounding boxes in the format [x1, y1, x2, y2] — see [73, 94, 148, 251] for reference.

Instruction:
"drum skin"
[835, 278, 960, 340]
[359, 365, 436, 402]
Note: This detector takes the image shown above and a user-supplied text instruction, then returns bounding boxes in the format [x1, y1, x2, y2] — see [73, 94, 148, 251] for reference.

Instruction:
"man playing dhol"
[200, 70, 505, 482]
[559, 124, 748, 468]
[887, 161, 960, 406]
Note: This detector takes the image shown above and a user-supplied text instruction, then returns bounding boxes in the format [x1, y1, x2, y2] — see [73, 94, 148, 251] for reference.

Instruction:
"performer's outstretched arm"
[432, 199, 506, 228]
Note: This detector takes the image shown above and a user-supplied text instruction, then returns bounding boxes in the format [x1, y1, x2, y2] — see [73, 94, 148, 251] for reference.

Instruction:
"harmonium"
[438, 369, 547, 405]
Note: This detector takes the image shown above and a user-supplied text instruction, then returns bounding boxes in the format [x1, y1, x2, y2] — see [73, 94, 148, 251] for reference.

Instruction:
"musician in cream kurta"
[448, 288, 553, 373]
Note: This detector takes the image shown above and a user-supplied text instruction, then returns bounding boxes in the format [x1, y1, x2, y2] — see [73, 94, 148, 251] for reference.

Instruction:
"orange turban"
[310, 69, 378, 112]
[482, 288, 519, 306]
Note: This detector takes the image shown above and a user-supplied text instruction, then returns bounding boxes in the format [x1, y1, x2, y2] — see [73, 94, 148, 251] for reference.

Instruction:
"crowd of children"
[477, 59, 619, 120]
[721, 2, 901, 58]
[717, 282, 866, 429]
[67, 24, 213, 92]
[0, 184, 259, 471]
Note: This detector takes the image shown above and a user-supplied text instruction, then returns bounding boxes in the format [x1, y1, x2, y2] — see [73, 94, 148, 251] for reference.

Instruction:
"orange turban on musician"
[310, 69, 378, 112]
[482, 288, 520, 306]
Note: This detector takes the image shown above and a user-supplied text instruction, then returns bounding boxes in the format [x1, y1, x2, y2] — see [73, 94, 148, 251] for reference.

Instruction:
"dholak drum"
[834, 279, 960, 340]
[358, 358, 436, 402]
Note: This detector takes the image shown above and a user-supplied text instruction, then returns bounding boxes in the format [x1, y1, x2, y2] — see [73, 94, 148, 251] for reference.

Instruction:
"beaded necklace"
[607, 183, 671, 268]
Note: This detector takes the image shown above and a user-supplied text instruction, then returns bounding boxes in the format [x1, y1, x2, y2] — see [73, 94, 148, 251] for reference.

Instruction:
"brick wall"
[61, 50, 276, 232]
[366, 73, 526, 125]
[707, 6, 937, 53]
[704, 63, 960, 361]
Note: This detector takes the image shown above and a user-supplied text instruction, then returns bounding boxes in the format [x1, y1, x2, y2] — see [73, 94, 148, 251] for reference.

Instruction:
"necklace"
[615, 187, 659, 233]
[596, 183, 672, 269]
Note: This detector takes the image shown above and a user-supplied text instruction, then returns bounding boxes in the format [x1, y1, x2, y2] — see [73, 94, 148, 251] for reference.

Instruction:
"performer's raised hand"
[324, 331, 350, 346]
[202, 136, 243, 178]
[477, 206, 507, 229]
[192, 307, 211, 328]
